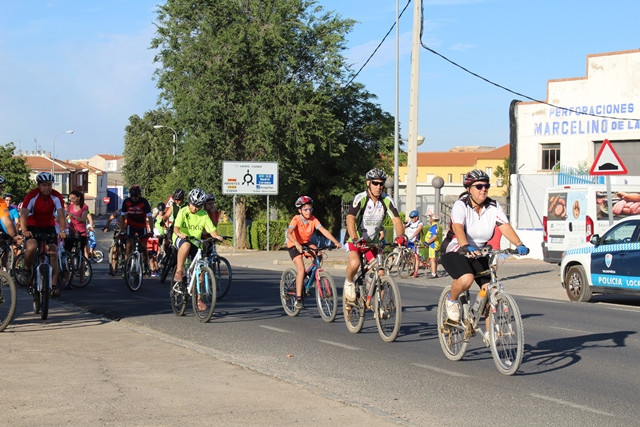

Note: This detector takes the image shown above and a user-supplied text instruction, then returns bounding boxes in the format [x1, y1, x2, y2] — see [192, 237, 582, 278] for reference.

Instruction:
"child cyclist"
[286, 196, 341, 309]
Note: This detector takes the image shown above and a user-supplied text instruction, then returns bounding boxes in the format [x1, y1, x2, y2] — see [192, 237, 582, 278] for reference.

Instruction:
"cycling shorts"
[440, 252, 490, 287]
[346, 242, 377, 263]
[125, 226, 148, 242]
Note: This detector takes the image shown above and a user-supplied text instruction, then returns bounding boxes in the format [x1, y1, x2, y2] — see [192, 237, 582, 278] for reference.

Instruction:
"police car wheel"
[565, 265, 592, 302]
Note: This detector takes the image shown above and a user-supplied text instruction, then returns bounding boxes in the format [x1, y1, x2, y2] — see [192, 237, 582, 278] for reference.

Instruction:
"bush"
[249, 220, 289, 250]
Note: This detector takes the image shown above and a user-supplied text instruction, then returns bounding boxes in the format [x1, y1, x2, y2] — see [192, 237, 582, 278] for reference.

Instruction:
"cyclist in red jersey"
[19, 172, 67, 296]
[118, 185, 153, 276]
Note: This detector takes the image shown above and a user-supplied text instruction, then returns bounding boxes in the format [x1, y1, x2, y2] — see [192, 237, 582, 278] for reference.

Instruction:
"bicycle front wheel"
[93, 250, 104, 263]
[489, 293, 524, 375]
[398, 251, 415, 279]
[39, 265, 50, 320]
[170, 280, 187, 316]
[125, 254, 143, 292]
[211, 256, 232, 300]
[315, 271, 337, 323]
[108, 245, 118, 276]
[70, 256, 92, 288]
[280, 268, 300, 317]
[12, 253, 30, 287]
[437, 286, 468, 361]
[192, 265, 216, 323]
[159, 250, 175, 284]
[374, 275, 402, 342]
[0, 271, 17, 332]
[384, 251, 399, 276]
[343, 282, 365, 334]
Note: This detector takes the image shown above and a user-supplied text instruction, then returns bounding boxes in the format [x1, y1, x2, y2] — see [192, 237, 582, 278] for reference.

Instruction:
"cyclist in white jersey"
[343, 168, 406, 304]
[404, 209, 423, 278]
[440, 169, 530, 322]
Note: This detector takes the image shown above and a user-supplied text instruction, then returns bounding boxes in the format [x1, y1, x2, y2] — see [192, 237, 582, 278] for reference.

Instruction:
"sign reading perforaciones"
[222, 161, 279, 195]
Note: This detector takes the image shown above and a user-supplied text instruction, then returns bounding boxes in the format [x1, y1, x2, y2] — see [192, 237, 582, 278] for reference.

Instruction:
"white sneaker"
[445, 298, 460, 322]
[344, 280, 356, 302]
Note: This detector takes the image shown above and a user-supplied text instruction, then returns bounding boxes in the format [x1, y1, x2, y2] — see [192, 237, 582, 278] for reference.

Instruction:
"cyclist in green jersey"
[172, 188, 224, 284]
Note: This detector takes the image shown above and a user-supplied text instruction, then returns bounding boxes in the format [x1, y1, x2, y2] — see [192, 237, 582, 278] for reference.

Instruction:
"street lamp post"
[52, 130, 75, 177]
[153, 125, 178, 168]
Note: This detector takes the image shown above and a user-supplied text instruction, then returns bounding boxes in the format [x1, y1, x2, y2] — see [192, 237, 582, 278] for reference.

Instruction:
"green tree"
[1, 143, 34, 200]
[494, 157, 510, 196]
[148, 0, 394, 246]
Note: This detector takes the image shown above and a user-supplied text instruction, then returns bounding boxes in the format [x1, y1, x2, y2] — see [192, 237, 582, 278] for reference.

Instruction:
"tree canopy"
[0, 143, 35, 201]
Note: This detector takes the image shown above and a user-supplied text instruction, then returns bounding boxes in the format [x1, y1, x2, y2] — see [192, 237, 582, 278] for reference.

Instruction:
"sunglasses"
[301, 208, 313, 212]
[472, 183, 491, 190]
[370, 181, 385, 187]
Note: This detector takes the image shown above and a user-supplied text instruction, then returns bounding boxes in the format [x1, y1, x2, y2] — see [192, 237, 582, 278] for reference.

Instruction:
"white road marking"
[317, 340, 362, 351]
[549, 326, 594, 335]
[412, 363, 470, 378]
[529, 393, 615, 417]
[259, 325, 292, 333]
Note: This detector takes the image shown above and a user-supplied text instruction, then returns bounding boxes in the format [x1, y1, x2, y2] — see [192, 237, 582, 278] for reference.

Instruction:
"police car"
[561, 215, 640, 302]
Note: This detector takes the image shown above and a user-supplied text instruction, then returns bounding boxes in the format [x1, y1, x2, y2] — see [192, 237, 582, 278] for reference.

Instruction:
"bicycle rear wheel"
[398, 251, 415, 279]
[12, 253, 30, 287]
[192, 265, 216, 322]
[211, 256, 232, 300]
[489, 293, 524, 375]
[170, 279, 187, 316]
[280, 268, 300, 316]
[384, 251, 399, 276]
[159, 249, 175, 284]
[343, 281, 365, 334]
[92, 250, 104, 263]
[437, 286, 468, 361]
[315, 271, 337, 323]
[70, 256, 92, 288]
[374, 275, 402, 342]
[39, 265, 50, 320]
[0, 271, 17, 331]
[108, 245, 118, 276]
[125, 254, 143, 291]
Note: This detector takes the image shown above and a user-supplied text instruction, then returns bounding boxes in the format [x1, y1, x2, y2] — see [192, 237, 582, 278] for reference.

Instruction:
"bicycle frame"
[34, 237, 53, 294]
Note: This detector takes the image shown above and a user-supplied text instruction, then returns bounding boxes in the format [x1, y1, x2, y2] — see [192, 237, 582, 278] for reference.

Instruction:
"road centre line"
[529, 393, 615, 417]
[412, 363, 470, 378]
[316, 339, 362, 351]
[549, 326, 595, 335]
[259, 325, 292, 333]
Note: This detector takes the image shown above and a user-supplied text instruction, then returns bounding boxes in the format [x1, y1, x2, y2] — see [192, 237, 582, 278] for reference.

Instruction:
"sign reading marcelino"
[222, 161, 279, 195]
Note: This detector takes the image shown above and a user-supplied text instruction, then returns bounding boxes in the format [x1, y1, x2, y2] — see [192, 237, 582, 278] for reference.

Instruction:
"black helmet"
[36, 172, 55, 183]
[365, 168, 387, 180]
[129, 185, 142, 197]
[295, 195, 313, 208]
[173, 188, 185, 200]
[157, 202, 166, 212]
[205, 193, 216, 203]
[2, 192, 12, 199]
[463, 169, 490, 187]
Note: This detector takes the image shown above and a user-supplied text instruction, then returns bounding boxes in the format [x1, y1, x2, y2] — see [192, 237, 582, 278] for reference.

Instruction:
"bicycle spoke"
[374, 275, 402, 342]
[489, 293, 524, 375]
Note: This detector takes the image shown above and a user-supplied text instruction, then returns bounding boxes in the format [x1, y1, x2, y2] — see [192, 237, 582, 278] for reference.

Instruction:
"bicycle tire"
[211, 256, 232, 300]
[374, 274, 402, 342]
[125, 253, 143, 292]
[70, 256, 92, 288]
[343, 281, 365, 334]
[398, 250, 415, 279]
[280, 268, 299, 316]
[315, 271, 337, 323]
[12, 253, 30, 287]
[436, 286, 468, 361]
[92, 250, 104, 263]
[170, 279, 187, 316]
[108, 245, 118, 276]
[0, 271, 17, 332]
[39, 264, 50, 320]
[192, 265, 216, 323]
[489, 293, 524, 375]
[384, 251, 399, 276]
[159, 249, 175, 284]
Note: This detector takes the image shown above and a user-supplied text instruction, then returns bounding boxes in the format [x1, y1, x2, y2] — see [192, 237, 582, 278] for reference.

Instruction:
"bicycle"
[105, 227, 125, 276]
[280, 244, 338, 322]
[124, 232, 147, 292]
[61, 234, 92, 288]
[169, 237, 217, 322]
[436, 247, 524, 375]
[24, 232, 57, 320]
[0, 234, 18, 331]
[205, 236, 233, 300]
[87, 250, 104, 263]
[343, 241, 402, 342]
[383, 244, 416, 278]
[159, 235, 176, 284]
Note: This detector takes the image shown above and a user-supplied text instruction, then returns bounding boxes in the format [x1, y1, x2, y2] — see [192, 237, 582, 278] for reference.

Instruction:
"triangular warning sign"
[590, 139, 628, 175]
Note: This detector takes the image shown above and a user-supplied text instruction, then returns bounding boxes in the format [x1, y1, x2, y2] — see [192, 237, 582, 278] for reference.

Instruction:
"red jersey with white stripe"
[22, 188, 65, 228]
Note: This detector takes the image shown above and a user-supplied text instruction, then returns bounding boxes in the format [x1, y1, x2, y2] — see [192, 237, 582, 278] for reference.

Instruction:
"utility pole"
[406, 0, 421, 213]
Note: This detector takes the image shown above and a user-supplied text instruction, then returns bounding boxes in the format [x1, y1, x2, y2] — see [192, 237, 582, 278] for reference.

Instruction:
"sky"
[1, 0, 639, 161]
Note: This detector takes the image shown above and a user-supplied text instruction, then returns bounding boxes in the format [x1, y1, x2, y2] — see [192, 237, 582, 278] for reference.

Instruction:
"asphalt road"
[47, 230, 640, 426]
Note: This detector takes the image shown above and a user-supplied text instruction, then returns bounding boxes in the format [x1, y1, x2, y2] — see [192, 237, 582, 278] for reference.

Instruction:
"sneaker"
[295, 299, 304, 309]
[344, 280, 356, 302]
[445, 298, 460, 322]
[431, 274, 438, 279]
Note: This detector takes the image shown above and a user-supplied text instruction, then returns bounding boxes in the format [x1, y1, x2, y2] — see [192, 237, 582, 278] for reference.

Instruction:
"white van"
[542, 184, 640, 263]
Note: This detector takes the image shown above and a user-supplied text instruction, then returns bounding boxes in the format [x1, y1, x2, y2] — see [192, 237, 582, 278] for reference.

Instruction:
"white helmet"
[188, 188, 207, 206]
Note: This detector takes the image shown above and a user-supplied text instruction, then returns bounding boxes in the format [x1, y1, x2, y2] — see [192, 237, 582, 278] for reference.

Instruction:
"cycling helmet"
[463, 169, 490, 187]
[172, 188, 185, 200]
[36, 171, 55, 183]
[2, 192, 11, 199]
[365, 168, 387, 180]
[157, 202, 166, 212]
[409, 210, 419, 218]
[205, 193, 216, 203]
[0, 175, 5, 185]
[129, 185, 142, 197]
[295, 195, 313, 208]
[188, 188, 207, 206]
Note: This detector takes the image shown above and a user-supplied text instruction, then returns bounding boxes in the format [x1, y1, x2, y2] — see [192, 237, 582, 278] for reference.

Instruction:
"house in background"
[71, 161, 108, 215]
[84, 154, 125, 211]
[22, 153, 90, 196]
